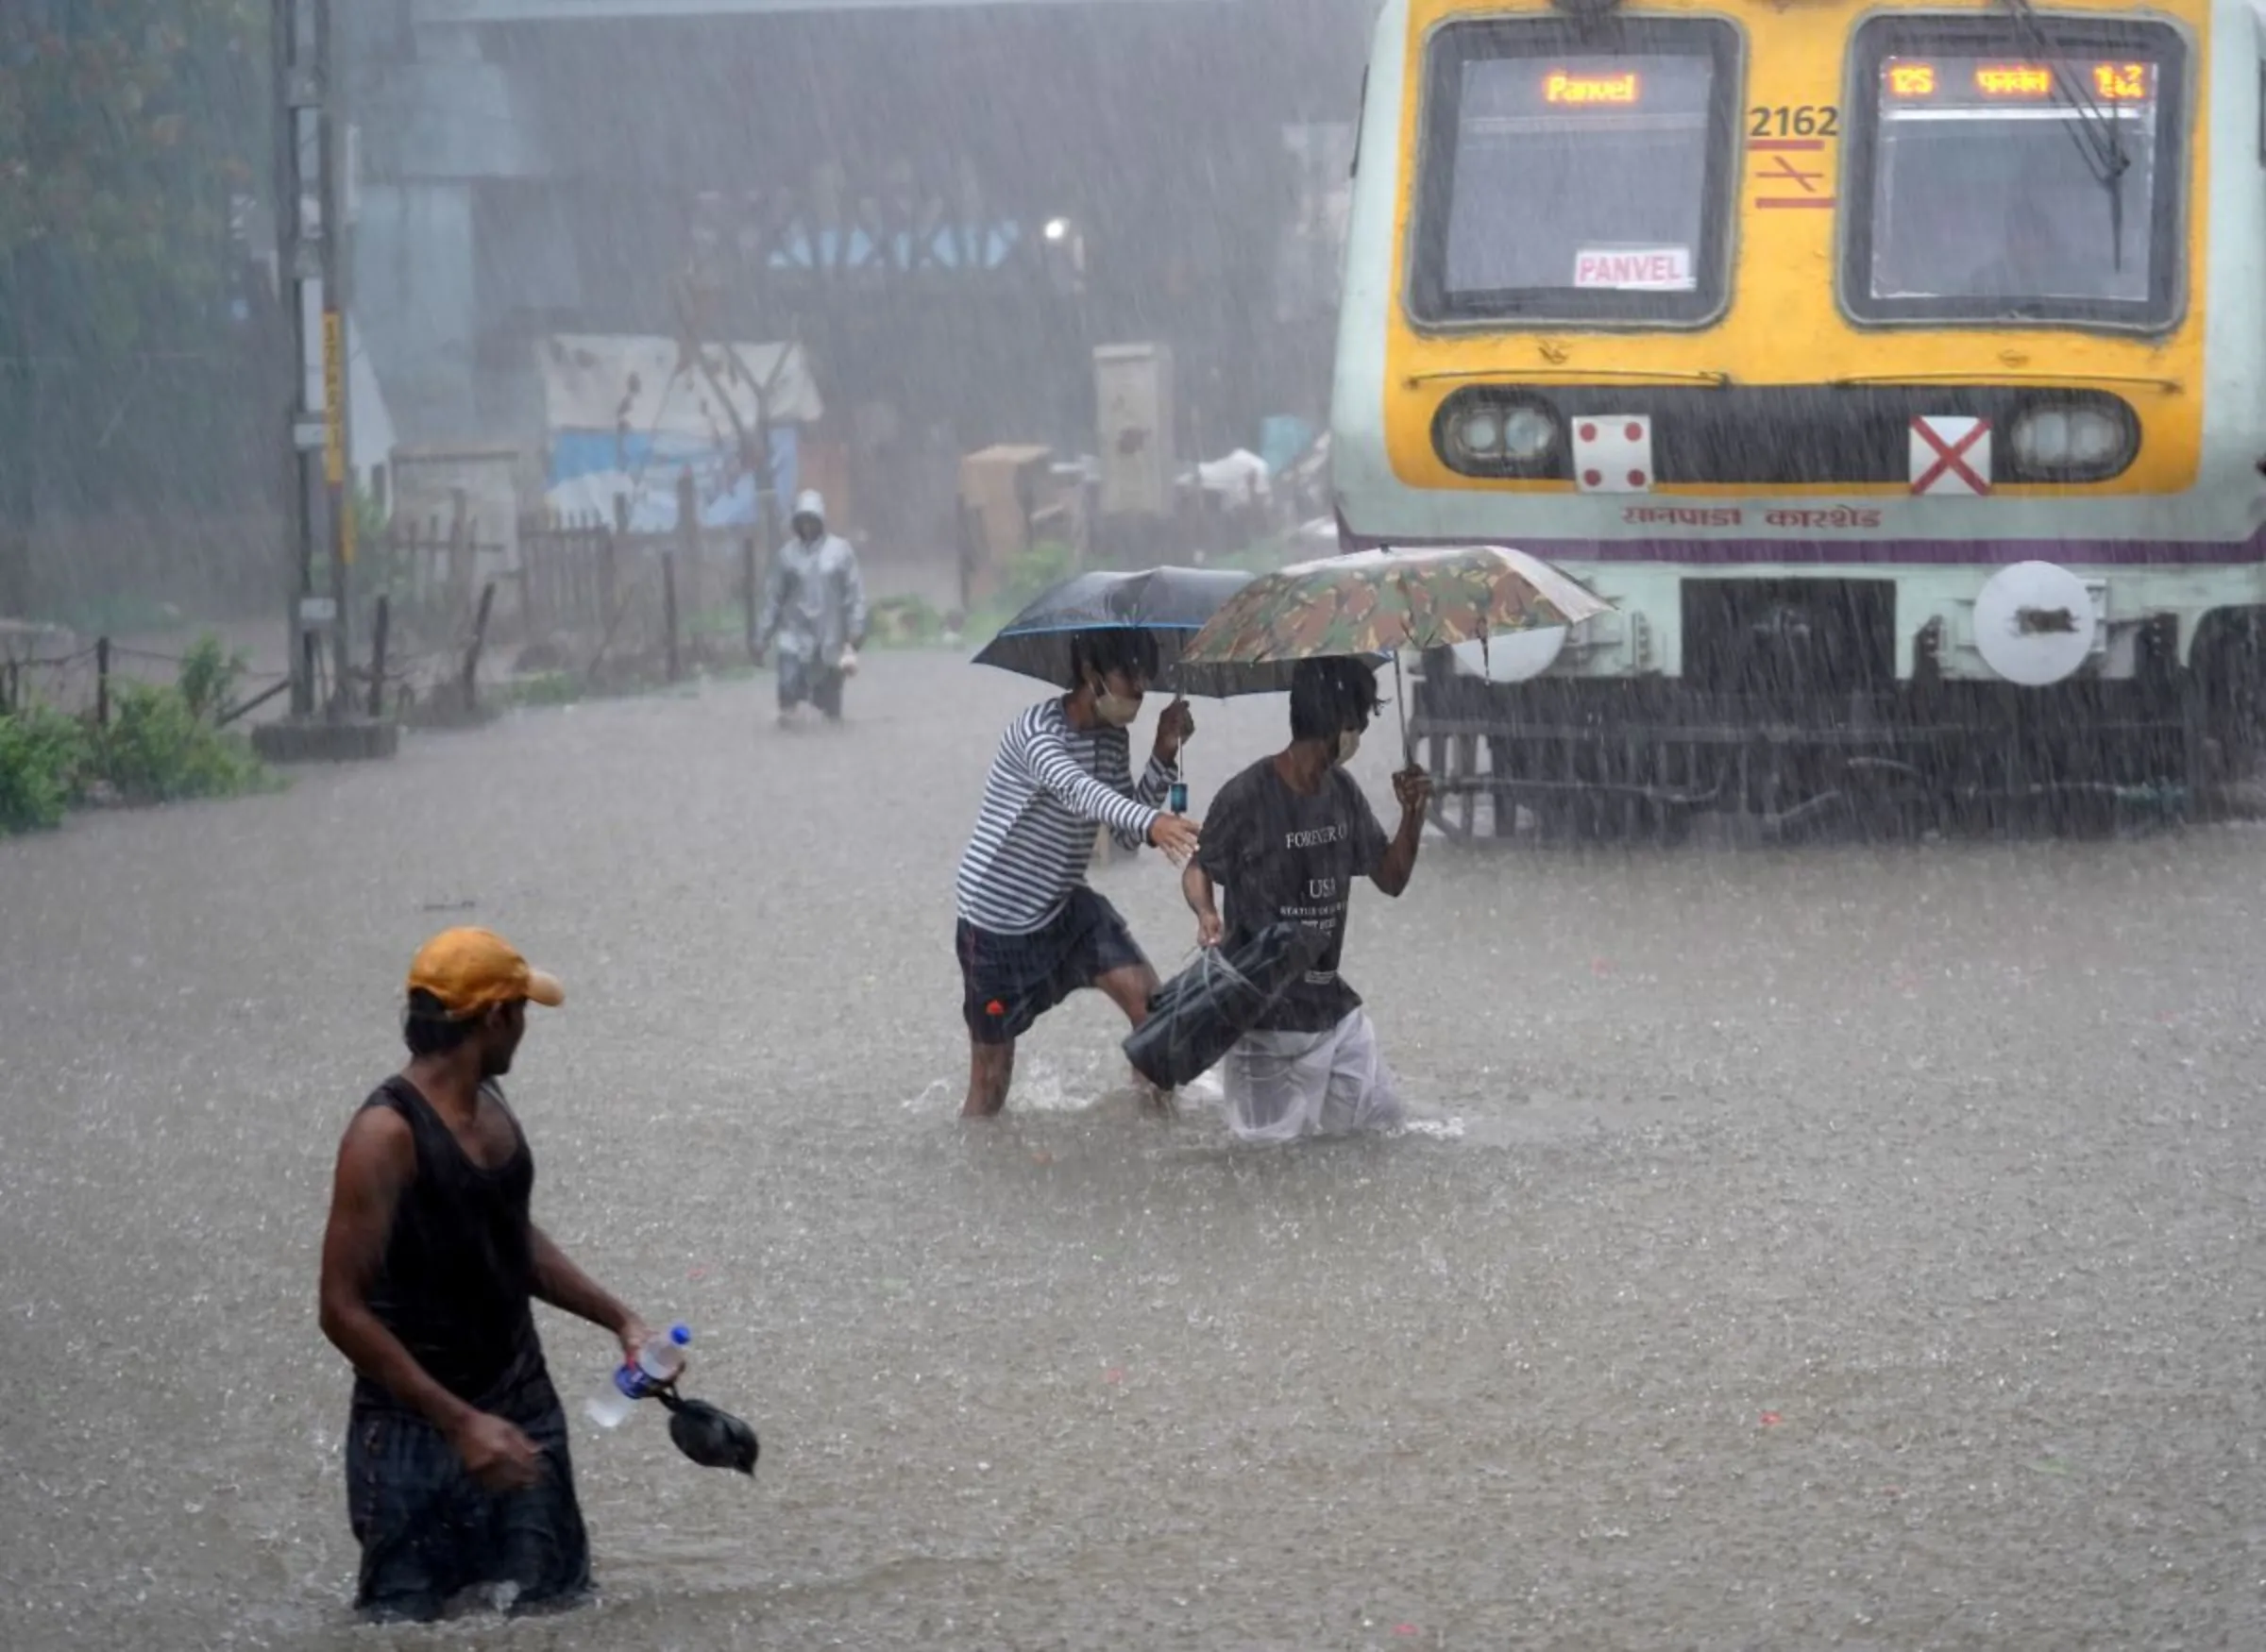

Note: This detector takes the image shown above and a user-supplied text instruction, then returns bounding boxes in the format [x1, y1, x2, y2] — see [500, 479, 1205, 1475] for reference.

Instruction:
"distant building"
[345, 0, 1367, 568]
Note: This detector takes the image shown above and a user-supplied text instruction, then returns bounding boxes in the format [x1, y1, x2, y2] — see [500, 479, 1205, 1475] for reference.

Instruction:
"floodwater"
[2, 649, 2262, 1650]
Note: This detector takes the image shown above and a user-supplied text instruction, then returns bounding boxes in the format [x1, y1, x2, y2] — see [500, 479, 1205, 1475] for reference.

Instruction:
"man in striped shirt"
[955, 630, 1202, 1117]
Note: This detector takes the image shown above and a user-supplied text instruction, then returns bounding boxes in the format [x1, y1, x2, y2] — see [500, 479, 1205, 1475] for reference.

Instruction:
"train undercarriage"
[1409, 580, 2266, 843]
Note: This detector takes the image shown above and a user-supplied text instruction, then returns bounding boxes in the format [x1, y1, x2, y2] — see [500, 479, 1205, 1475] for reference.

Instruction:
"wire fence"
[0, 636, 291, 727]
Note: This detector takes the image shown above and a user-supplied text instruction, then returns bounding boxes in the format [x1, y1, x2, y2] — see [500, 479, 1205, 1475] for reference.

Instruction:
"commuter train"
[1330, 0, 2266, 834]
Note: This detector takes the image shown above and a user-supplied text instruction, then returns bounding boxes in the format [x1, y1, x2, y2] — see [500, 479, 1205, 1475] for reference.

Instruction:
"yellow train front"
[1331, 0, 2266, 834]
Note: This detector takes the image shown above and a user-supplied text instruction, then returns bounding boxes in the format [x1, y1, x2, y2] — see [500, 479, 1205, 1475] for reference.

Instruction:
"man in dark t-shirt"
[1182, 657, 1431, 1141]
[318, 928, 657, 1623]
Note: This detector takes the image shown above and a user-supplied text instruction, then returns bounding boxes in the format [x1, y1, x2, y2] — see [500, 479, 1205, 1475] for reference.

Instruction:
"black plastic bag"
[1123, 920, 1311, 1091]
[656, 1388, 759, 1475]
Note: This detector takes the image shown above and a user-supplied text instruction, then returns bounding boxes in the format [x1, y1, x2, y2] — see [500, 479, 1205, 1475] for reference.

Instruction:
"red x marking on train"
[1911, 416, 1992, 496]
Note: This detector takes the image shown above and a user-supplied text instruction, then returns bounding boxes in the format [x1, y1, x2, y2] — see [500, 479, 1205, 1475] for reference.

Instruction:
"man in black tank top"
[318, 928, 656, 1623]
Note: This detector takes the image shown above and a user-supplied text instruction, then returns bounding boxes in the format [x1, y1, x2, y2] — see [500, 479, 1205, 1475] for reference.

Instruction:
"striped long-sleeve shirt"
[955, 699, 1173, 935]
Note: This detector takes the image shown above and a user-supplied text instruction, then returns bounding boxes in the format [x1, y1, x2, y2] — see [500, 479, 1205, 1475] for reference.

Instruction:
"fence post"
[448, 489, 472, 632]
[95, 636, 110, 729]
[663, 550, 684, 683]
[741, 533, 759, 656]
[461, 582, 496, 711]
[674, 470, 700, 665]
[603, 494, 626, 625]
[368, 593, 391, 718]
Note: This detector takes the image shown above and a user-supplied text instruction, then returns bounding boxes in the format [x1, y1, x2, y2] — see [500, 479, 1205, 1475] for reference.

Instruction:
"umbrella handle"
[1394, 651, 1412, 767]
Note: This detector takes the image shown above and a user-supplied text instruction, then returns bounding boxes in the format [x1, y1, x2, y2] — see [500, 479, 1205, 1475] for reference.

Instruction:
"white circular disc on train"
[1448, 627, 1567, 683]
[1970, 562, 2099, 688]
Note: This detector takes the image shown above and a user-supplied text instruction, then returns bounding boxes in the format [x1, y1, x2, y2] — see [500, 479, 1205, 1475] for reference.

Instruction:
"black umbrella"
[972, 567, 1260, 694]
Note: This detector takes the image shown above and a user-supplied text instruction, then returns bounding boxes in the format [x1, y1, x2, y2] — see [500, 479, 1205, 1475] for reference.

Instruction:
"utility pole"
[261, 0, 391, 761]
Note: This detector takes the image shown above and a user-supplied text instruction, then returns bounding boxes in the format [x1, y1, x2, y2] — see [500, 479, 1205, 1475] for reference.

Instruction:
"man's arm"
[1023, 722, 1164, 840]
[1182, 860, 1225, 948]
[1125, 699, 1194, 820]
[1021, 722, 1200, 861]
[1183, 783, 1242, 943]
[1370, 767, 1431, 897]
[1114, 739, 1175, 851]
[318, 1109, 479, 1437]
[529, 1225, 648, 1361]
[317, 1107, 547, 1490]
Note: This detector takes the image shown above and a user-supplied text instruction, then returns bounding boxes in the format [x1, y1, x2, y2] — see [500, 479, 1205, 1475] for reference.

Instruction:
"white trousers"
[1219, 1008, 1403, 1143]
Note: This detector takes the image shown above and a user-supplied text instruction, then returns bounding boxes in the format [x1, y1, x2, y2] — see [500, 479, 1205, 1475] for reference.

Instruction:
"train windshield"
[1410, 18, 1740, 326]
[1847, 21, 2187, 329]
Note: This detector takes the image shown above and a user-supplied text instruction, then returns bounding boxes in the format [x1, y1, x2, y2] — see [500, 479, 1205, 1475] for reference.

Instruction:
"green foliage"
[91, 680, 263, 803]
[500, 671, 584, 709]
[1000, 539, 1078, 609]
[174, 632, 247, 722]
[866, 594, 945, 648]
[0, 703, 91, 834]
[1, 632, 271, 833]
[0, 3, 266, 353]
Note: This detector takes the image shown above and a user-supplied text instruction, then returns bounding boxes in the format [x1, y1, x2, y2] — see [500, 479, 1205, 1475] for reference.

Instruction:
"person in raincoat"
[1179, 656, 1430, 1142]
[754, 489, 870, 723]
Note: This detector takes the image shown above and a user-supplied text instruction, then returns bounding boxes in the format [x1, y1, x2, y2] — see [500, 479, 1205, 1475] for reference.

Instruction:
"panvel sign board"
[1572, 245, 1696, 292]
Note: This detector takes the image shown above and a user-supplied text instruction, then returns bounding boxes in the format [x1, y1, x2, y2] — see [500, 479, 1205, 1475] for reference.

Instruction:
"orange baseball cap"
[407, 927, 566, 1019]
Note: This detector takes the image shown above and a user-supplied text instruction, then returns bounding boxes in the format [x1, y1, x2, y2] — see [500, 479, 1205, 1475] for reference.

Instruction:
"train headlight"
[1446, 400, 1556, 465]
[1435, 391, 1564, 476]
[1499, 404, 1558, 464]
[1457, 409, 1504, 457]
[2009, 405, 2133, 477]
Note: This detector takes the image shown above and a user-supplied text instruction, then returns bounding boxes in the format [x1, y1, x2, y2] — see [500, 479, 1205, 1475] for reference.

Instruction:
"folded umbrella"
[656, 1388, 760, 1476]
[1124, 920, 1315, 1091]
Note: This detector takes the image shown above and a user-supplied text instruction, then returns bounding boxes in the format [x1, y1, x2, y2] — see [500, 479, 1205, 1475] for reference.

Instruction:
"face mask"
[1335, 727, 1363, 765]
[1091, 679, 1141, 727]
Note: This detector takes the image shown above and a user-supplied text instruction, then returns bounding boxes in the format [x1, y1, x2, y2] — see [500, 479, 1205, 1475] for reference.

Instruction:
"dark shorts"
[957, 885, 1149, 1044]
[346, 1359, 590, 1624]
[779, 653, 843, 716]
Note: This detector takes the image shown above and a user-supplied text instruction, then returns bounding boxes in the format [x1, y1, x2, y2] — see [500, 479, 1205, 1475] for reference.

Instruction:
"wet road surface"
[2, 648, 2262, 1649]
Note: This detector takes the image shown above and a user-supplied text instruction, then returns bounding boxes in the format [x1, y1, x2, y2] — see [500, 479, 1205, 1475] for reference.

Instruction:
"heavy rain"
[3, 0, 2264, 1648]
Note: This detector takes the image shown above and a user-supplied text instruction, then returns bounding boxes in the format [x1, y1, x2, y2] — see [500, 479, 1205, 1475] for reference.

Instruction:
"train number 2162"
[1749, 104, 1839, 138]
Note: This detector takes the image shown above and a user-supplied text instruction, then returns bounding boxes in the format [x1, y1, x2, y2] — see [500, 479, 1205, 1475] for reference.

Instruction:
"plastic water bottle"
[584, 1323, 691, 1428]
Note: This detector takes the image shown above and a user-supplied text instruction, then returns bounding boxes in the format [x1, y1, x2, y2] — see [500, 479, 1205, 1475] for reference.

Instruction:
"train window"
[1843, 16, 2187, 331]
[1407, 15, 1742, 327]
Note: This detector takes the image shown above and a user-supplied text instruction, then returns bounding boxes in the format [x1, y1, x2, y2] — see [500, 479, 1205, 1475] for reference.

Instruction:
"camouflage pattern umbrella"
[1175, 545, 1615, 756]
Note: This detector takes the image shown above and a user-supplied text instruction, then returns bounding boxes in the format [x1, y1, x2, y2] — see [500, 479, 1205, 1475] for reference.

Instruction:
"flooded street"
[3, 648, 2263, 1649]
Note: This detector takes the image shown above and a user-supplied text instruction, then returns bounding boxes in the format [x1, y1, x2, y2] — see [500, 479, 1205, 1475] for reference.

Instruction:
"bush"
[0, 705, 92, 834]
[91, 680, 266, 803]
[89, 635, 267, 805]
[0, 635, 271, 834]
[1000, 539, 1078, 608]
[175, 633, 248, 723]
[500, 670, 583, 708]
[867, 594, 943, 647]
